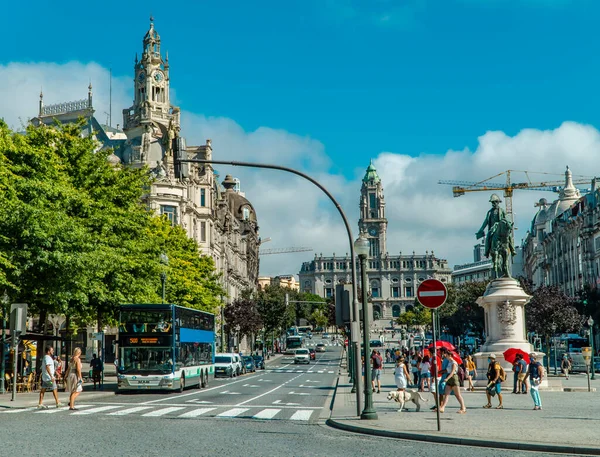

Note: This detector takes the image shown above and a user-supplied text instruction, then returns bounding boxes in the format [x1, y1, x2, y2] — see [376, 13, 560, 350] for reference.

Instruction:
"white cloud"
[1, 61, 598, 278]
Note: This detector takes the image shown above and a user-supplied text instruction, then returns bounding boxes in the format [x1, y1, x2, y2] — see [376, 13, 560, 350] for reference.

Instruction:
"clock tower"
[358, 161, 387, 257]
[122, 17, 180, 167]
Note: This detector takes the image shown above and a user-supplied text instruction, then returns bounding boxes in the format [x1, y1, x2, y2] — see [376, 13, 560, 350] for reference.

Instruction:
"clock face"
[138, 72, 146, 82]
[369, 228, 378, 236]
[154, 71, 164, 83]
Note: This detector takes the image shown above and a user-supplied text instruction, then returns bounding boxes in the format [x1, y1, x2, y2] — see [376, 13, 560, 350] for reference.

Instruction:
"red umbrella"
[503, 348, 530, 364]
[427, 341, 456, 351]
[450, 351, 463, 365]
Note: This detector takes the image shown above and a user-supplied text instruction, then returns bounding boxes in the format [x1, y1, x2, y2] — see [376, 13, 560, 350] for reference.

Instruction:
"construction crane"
[438, 168, 593, 224]
[259, 247, 313, 255]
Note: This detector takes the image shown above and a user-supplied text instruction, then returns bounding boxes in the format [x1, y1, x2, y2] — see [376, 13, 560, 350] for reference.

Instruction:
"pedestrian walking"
[483, 354, 504, 409]
[90, 353, 104, 390]
[561, 354, 572, 380]
[370, 349, 383, 394]
[465, 355, 476, 391]
[394, 357, 411, 392]
[38, 346, 63, 409]
[524, 353, 544, 410]
[410, 352, 421, 387]
[436, 350, 467, 414]
[65, 347, 84, 411]
[419, 355, 431, 391]
[516, 354, 528, 394]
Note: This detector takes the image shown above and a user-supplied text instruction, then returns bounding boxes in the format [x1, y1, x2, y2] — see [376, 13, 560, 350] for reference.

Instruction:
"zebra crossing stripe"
[142, 407, 185, 417]
[2, 407, 37, 413]
[289, 410, 313, 421]
[72, 405, 121, 415]
[217, 408, 249, 418]
[108, 406, 153, 416]
[35, 405, 92, 414]
[178, 407, 216, 418]
[252, 408, 281, 419]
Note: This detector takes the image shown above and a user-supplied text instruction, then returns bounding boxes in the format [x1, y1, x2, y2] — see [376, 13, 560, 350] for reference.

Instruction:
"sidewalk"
[328, 363, 600, 456]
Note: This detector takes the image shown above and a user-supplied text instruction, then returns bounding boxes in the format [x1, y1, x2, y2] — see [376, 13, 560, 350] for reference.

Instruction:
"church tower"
[358, 161, 387, 257]
[122, 17, 180, 167]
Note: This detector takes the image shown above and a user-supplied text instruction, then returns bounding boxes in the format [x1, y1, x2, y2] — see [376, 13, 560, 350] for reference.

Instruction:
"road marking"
[253, 408, 281, 419]
[288, 391, 310, 396]
[178, 407, 216, 418]
[318, 371, 324, 373]
[142, 407, 185, 417]
[272, 400, 300, 406]
[217, 408, 249, 418]
[220, 391, 242, 395]
[0, 407, 37, 413]
[242, 384, 260, 388]
[307, 370, 314, 373]
[108, 406, 153, 416]
[186, 400, 213, 404]
[35, 405, 93, 414]
[236, 373, 305, 406]
[328, 371, 334, 374]
[72, 405, 121, 415]
[290, 410, 313, 421]
[286, 370, 294, 373]
[305, 380, 319, 383]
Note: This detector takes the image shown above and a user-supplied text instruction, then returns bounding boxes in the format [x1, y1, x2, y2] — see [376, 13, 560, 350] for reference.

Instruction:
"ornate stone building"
[30, 19, 260, 355]
[522, 167, 599, 296]
[299, 162, 452, 323]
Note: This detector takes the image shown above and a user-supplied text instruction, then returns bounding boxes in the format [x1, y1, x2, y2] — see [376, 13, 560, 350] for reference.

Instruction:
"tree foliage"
[0, 120, 223, 325]
[224, 297, 263, 339]
[521, 282, 582, 337]
[397, 305, 431, 327]
[439, 281, 487, 337]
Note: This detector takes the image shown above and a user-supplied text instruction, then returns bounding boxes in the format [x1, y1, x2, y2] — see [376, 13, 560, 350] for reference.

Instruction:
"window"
[160, 205, 177, 225]
[370, 280, 380, 298]
[242, 207, 250, 220]
[200, 189, 206, 207]
[391, 286, 399, 298]
[325, 288, 333, 298]
[369, 193, 377, 209]
[392, 305, 401, 318]
[200, 222, 206, 242]
[405, 287, 413, 297]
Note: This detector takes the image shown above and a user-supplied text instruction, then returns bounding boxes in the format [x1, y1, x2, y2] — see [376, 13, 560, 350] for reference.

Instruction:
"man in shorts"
[370, 349, 383, 394]
[38, 346, 62, 409]
[483, 353, 503, 409]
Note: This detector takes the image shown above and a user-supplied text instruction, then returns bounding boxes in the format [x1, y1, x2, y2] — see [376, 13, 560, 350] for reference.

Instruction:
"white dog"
[387, 389, 429, 412]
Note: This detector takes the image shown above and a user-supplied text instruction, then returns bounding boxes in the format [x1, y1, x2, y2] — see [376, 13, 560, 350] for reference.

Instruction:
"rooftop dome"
[362, 160, 380, 184]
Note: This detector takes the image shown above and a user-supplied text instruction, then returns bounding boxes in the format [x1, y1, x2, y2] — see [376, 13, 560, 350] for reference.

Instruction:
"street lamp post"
[588, 316, 595, 381]
[354, 233, 377, 420]
[551, 323, 557, 376]
[160, 253, 169, 304]
[0, 291, 8, 394]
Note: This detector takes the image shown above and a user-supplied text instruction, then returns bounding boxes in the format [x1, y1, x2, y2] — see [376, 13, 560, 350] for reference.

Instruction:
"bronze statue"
[476, 194, 516, 279]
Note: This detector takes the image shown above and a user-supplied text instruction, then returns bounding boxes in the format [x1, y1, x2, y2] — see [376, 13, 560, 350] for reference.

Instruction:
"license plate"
[139, 380, 150, 384]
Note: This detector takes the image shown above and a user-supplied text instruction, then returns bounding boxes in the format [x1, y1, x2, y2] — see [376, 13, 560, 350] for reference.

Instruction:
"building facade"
[522, 167, 600, 296]
[30, 19, 260, 356]
[299, 163, 452, 322]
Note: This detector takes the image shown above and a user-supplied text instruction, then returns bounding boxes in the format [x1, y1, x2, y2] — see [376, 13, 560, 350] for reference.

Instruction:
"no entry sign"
[417, 279, 448, 309]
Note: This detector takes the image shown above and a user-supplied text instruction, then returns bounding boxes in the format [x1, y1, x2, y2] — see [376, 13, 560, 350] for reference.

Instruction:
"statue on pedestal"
[476, 194, 516, 279]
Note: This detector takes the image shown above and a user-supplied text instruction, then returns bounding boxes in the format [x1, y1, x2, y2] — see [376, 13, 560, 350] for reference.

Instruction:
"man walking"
[561, 354, 572, 380]
[38, 346, 62, 409]
[370, 349, 383, 394]
[483, 353, 504, 409]
[90, 353, 104, 390]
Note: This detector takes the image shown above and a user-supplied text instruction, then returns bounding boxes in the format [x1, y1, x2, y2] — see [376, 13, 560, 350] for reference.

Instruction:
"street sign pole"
[417, 279, 448, 433]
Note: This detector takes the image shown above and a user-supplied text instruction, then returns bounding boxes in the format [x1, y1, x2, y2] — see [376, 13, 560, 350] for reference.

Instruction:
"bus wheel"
[202, 371, 208, 388]
[180, 374, 185, 393]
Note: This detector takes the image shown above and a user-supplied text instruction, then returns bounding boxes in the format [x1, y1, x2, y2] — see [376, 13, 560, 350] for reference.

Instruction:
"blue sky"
[2, 0, 600, 275]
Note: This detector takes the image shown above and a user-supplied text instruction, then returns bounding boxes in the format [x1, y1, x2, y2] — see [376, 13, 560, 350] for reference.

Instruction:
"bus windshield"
[120, 347, 173, 375]
[286, 336, 303, 349]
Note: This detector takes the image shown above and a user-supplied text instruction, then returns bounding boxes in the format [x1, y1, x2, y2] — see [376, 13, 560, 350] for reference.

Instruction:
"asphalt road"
[0, 337, 581, 456]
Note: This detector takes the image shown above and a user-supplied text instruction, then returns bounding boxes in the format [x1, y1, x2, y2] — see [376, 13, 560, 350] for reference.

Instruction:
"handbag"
[486, 383, 496, 397]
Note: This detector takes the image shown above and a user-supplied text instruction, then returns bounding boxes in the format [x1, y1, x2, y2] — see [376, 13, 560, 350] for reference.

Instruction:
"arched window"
[392, 305, 401, 318]
[242, 207, 250, 220]
[370, 280, 380, 298]
[373, 304, 382, 320]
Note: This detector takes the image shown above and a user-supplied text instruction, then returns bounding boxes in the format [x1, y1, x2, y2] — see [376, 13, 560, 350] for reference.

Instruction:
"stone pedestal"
[473, 278, 545, 387]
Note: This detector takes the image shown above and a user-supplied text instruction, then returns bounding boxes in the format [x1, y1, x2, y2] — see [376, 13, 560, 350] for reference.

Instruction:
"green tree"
[439, 281, 487, 338]
[397, 306, 431, 327]
[224, 297, 263, 340]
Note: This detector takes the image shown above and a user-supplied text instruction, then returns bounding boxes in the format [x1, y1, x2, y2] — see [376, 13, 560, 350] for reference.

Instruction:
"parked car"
[294, 348, 311, 364]
[315, 343, 326, 353]
[322, 333, 330, 339]
[214, 354, 236, 378]
[220, 352, 244, 375]
[242, 356, 256, 373]
[309, 348, 316, 360]
[252, 355, 265, 370]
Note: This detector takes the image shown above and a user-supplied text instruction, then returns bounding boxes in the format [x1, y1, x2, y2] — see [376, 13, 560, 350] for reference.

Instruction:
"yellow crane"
[438, 168, 593, 224]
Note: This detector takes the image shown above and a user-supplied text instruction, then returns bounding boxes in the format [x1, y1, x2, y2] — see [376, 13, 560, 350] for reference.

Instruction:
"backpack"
[498, 363, 506, 382]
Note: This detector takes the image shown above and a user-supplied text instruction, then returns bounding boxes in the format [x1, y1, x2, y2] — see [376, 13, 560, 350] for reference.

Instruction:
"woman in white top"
[394, 357, 411, 391]
[419, 355, 432, 391]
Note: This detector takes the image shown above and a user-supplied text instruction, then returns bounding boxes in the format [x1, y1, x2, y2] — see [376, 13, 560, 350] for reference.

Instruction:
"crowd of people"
[369, 345, 549, 413]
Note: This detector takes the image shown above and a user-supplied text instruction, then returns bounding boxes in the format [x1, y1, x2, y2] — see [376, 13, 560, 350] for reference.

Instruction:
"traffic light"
[174, 137, 189, 179]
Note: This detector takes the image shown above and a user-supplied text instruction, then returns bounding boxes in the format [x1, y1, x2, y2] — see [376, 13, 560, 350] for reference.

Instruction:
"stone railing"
[41, 99, 90, 116]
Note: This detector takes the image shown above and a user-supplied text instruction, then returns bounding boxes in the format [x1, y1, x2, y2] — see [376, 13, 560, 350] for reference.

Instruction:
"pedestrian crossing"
[1, 404, 319, 422]
[265, 366, 336, 374]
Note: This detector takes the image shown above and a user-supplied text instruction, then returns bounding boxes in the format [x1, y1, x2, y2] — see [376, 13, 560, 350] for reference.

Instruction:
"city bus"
[285, 335, 304, 355]
[116, 304, 215, 392]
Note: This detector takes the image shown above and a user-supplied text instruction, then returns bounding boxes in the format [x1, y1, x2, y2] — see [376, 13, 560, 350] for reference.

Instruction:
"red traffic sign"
[417, 279, 448, 309]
